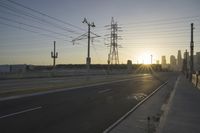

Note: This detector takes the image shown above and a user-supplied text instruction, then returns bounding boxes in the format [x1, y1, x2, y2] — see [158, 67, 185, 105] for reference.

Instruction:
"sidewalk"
[159, 75, 200, 133]
[107, 74, 200, 133]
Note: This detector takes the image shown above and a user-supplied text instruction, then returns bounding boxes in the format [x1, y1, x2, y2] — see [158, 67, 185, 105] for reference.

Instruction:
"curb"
[156, 76, 180, 133]
[103, 81, 169, 133]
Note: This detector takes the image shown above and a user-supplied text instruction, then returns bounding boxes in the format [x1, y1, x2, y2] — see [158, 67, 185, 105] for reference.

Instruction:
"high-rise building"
[177, 50, 182, 71]
[184, 50, 189, 69]
[195, 52, 200, 70]
[161, 56, 167, 68]
[170, 55, 176, 71]
[161, 56, 166, 65]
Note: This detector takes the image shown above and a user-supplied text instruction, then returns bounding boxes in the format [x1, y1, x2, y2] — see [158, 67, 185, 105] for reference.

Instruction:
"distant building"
[161, 56, 167, 68]
[194, 52, 200, 71]
[170, 55, 176, 71]
[177, 50, 183, 71]
[183, 50, 189, 71]
[161, 56, 166, 65]
[127, 60, 132, 72]
[156, 60, 160, 64]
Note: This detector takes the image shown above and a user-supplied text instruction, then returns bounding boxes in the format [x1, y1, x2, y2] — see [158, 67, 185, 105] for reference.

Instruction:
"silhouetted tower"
[170, 55, 176, 71]
[184, 49, 189, 77]
[51, 41, 58, 68]
[184, 50, 188, 70]
[107, 17, 121, 64]
[177, 50, 182, 71]
[190, 23, 194, 80]
[161, 56, 166, 65]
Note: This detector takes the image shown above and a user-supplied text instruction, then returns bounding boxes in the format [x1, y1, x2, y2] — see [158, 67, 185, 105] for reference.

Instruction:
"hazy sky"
[0, 0, 200, 65]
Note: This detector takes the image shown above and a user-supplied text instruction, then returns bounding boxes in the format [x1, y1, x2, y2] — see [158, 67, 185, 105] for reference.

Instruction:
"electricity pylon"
[106, 17, 122, 65]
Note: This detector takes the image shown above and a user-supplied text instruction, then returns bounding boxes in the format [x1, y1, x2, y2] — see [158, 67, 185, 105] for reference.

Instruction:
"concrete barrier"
[192, 74, 197, 87]
[191, 71, 200, 89]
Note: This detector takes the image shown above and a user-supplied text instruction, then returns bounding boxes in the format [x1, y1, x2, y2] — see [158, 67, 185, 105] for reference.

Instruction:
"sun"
[138, 52, 152, 64]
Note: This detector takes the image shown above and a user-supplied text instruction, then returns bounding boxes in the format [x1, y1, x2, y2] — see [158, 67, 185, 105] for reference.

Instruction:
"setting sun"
[138, 52, 153, 64]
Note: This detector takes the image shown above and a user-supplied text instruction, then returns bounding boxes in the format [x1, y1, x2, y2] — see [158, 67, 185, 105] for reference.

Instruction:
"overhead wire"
[1, 0, 200, 61]
[0, 2, 82, 35]
[5, 0, 85, 32]
[0, 16, 72, 38]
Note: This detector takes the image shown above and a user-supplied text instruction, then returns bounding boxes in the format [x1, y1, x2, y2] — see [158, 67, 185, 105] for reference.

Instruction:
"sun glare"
[138, 52, 152, 64]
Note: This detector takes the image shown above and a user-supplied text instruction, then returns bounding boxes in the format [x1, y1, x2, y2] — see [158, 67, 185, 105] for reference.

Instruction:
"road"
[0, 72, 177, 133]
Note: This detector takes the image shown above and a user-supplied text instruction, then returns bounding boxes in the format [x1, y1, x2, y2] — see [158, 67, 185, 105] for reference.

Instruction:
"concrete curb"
[156, 76, 180, 133]
[103, 81, 169, 133]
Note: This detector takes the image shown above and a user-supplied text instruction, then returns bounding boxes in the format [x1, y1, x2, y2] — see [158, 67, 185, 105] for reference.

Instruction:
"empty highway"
[0, 72, 177, 133]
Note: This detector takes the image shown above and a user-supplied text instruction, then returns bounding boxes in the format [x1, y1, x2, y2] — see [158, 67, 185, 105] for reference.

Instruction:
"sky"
[0, 0, 200, 65]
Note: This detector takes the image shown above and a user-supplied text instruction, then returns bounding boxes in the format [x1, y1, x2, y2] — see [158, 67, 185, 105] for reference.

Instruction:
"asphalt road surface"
[0, 72, 177, 133]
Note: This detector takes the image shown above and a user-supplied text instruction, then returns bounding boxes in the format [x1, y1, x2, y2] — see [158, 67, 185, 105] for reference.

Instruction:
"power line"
[121, 15, 200, 26]
[122, 28, 189, 34]
[5, 0, 85, 32]
[121, 31, 189, 37]
[0, 16, 71, 38]
[0, 20, 71, 41]
[89, 15, 200, 30]
[0, 2, 81, 35]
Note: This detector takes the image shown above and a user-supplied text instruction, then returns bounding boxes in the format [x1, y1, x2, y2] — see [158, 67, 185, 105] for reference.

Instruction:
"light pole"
[150, 54, 153, 64]
[190, 23, 194, 81]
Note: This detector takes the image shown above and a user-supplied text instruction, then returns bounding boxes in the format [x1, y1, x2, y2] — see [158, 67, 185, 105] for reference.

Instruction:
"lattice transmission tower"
[106, 17, 122, 65]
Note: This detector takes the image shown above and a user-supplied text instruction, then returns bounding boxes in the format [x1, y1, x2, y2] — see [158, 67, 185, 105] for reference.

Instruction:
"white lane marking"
[0, 106, 42, 119]
[98, 89, 111, 94]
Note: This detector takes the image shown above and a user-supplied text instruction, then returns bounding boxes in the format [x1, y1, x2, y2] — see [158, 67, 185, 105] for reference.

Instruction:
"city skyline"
[0, 0, 200, 65]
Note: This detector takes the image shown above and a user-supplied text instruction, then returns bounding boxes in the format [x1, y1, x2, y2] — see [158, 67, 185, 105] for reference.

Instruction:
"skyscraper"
[170, 55, 176, 71]
[195, 52, 200, 70]
[177, 50, 182, 71]
[161, 56, 166, 65]
[161, 56, 167, 69]
[184, 50, 189, 69]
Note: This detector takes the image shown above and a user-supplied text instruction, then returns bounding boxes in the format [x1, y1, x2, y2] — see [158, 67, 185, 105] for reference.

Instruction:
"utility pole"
[82, 18, 95, 71]
[51, 41, 58, 68]
[185, 49, 188, 78]
[150, 55, 153, 64]
[189, 23, 194, 81]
